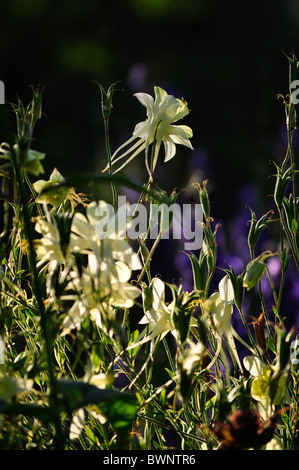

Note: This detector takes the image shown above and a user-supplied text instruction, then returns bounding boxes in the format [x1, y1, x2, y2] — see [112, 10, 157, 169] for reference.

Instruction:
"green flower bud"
[222, 265, 244, 310]
[96, 81, 122, 120]
[141, 283, 154, 312]
[30, 85, 44, 126]
[273, 162, 294, 208]
[247, 207, 274, 254]
[243, 251, 279, 291]
[243, 259, 265, 291]
[194, 180, 210, 219]
[186, 252, 206, 295]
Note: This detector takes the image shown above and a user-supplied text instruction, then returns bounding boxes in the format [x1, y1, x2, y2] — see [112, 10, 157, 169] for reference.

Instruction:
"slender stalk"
[10, 147, 63, 449]
[136, 231, 162, 286]
[278, 206, 299, 270]
[103, 117, 117, 210]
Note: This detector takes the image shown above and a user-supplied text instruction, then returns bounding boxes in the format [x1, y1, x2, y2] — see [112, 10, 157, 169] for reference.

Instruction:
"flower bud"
[172, 288, 196, 344]
[249, 312, 267, 354]
[141, 283, 154, 312]
[273, 163, 294, 208]
[96, 81, 122, 120]
[243, 251, 279, 291]
[222, 266, 244, 310]
[194, 180, 210, 219]
[243, 259, 265, 291]
[247, 207, 274, 254]
[186, 252, 206, 296]
[30, 85, 44, 126]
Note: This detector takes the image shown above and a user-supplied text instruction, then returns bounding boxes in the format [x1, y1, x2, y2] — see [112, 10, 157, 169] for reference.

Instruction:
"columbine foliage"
[0, 57, 299, 451]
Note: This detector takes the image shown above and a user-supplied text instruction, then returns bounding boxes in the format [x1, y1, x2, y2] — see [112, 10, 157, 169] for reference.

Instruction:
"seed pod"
[249, 312, 267, 354]
[243, 260, 266, 291]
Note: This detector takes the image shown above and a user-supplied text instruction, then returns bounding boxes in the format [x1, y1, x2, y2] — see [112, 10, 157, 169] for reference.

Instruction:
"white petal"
[170, 100, 189, 122]
[243, 355, 266, 377]
[33, 180, 47, 193]
[134, 92, 154, 114]
[151, 278, 165, 306]
[219, 276, 234, 303]
[115, 261, 131, 282]
[133, 120, 150, 137]
[111, 239, 142, 270]
[154, 86, 168, 105]
[70, 409, 85, 440]
[167, 125, 193, 148]
[163, 139, 176, 162]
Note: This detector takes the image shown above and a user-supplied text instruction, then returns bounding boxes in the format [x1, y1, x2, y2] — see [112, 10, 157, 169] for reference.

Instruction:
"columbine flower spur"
[102, 86, 193, 181]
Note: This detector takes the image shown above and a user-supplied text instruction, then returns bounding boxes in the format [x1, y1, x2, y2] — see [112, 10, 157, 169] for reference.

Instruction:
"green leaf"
[57, 379, 138, 430]
[291, 218, 298, 234]
[0, 399, 56, 422]
[186, 252, 206, 293]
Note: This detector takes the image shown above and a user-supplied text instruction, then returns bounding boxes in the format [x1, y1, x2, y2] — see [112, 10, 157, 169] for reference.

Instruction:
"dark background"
[1, 0, 299, 331]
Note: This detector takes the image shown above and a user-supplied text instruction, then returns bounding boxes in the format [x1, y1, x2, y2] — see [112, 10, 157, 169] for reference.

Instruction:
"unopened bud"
[194, 180, 210, 219]
[96, 81, 122, 120]
[142, 283, 154, 312]
[30, 85, 44, 125]
[243, 260, 265, 291]
[249, 312, 267, 354]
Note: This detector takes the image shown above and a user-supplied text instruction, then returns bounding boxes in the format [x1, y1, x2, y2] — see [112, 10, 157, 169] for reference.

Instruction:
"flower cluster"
[1, 69, 299, 451]
[34, 199, 142, 334]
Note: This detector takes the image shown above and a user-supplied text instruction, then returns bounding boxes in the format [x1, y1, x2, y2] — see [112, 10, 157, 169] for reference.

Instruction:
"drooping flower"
[103, 86, 193, 181]
[128, 277, 176, 348]
[71, 200, 142, 271]
[243, 355, 289, 418]
[61, 259, 140, 334]
[202, 275, 243, 372]
[34, 212, 75, 271]
[203, 275, 234, 336]
[59, 201, 141, 334]
[34, 200, 142, 333]
[33, 168, 69, 206]
[182, 340, 206, 373]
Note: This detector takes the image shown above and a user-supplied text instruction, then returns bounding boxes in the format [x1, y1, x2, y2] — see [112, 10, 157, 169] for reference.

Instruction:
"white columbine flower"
[203, 275, 234, 336]
[128, 277, 175, 349]
[103, 86, 193, 180]
[60, 200, 141, 334]
[202, 275, 243, 373]
[243, 355, 289, 418]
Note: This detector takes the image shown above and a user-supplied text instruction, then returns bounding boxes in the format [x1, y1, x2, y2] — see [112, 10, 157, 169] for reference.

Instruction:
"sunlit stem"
[103, 116, 117, 210]
[10, 145, 63, 449]
[136, 230, 162, 286]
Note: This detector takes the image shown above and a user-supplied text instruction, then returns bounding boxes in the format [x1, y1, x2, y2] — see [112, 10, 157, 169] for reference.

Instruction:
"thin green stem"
[10, 147, 63, 449]
[136, 231, 162, 286]
[103, 117, 117, 210]
[278, 206, 299, 270]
